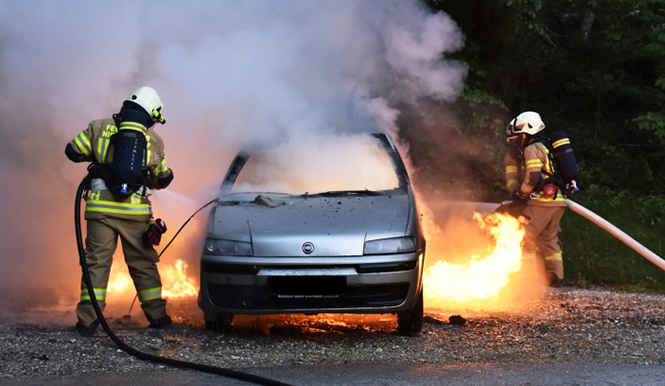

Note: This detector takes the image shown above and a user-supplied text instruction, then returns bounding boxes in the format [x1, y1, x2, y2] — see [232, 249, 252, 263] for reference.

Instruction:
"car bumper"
[198, 252, 424, 315]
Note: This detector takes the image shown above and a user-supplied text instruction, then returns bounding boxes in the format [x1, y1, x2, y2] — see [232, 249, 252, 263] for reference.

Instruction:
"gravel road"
[2, 287, 665, 383]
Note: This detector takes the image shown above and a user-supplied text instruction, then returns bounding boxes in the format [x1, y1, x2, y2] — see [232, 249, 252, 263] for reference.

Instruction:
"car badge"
[302, 242, 314, 254]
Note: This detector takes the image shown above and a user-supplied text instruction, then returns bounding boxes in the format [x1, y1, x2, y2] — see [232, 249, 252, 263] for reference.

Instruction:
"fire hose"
[566, 199, 665, 271]
[494, 198, 665, 271]
[74, 177, 292, 386]
[127, 196, 216, 314]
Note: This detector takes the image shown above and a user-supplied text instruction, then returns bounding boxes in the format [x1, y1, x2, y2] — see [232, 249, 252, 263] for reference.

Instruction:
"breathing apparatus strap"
[80, 164, 95, 195]
[525, 135, 567, 198]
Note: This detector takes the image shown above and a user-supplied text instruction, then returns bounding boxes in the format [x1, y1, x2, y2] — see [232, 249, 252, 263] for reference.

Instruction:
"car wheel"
[204, 311, 234, 334]
[396, 290, 423, 337]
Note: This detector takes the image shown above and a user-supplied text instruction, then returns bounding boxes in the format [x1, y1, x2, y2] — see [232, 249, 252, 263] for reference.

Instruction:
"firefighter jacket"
[504, 141, 567, 207]
[67, 117, 174, 220]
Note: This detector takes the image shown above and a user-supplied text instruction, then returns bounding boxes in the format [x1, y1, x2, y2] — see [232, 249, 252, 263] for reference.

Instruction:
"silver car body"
[198, 133, 425, 324]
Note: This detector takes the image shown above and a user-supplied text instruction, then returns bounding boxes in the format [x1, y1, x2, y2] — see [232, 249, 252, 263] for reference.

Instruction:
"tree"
[423, 0, 665, 194]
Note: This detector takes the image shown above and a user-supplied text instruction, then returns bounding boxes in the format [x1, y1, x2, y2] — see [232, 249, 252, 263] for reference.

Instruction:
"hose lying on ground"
[74, 177, 292, 386]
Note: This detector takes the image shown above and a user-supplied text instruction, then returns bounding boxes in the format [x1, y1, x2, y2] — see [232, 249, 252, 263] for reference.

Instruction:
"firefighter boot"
[75, 320, 100, 337]
[147, 314, 173, 329]
[548, 272, 563, 288]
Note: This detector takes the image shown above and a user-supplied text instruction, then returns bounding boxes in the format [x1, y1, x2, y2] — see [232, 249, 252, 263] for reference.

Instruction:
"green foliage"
[462, 88, 508, 109]
[562, 190, 665, 290]
[636, 195, 665, 225]
[420, 0, 665, 290]
[603, 189, 626, 209]
[633, 112, 665, 142]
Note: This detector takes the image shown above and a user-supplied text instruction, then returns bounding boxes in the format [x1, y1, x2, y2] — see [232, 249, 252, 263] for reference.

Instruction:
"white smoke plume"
[0, 1, 466, 306]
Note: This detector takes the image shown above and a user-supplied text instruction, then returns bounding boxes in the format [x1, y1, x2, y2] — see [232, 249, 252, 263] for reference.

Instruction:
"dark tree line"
[424, 0, 665, 195]
[403, 0, 665, 289]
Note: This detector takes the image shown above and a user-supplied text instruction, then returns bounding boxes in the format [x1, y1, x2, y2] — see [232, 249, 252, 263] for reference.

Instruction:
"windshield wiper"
[309, 189, 385, 197]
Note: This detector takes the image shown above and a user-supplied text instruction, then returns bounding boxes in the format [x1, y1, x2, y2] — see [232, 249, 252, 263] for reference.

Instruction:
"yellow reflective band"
[526, 159, 542, 168]
[138, 287, 162, 302]
[74, 133, 92, 156]
[119, 121, 147, 134]
[98, 138, 110, 163]
[505, 165, 518, 173]
[507, 179, 519, 187]
[545, 252, 563, 261]
[532, 194, 568, 203]
[80, 288, 107, 301]
[86, 198, 151, 215]
[552, 138, 570, 149]
[155, 159, 168, 175]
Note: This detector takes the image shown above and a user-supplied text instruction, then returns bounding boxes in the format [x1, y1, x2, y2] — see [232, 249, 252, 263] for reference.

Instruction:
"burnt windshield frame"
[218, 133, 410, 198]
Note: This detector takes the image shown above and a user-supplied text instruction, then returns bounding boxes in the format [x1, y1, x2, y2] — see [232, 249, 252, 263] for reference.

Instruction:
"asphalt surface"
[4, 362, 665, 386]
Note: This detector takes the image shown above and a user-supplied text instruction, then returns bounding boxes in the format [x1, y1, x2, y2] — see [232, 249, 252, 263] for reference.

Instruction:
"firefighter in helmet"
[65, 86, 174, 335]
[504, 111, 567, 287]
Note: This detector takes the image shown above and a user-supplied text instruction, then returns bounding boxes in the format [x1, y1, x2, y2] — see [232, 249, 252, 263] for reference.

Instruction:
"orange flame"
[107, 258, 198, 300]
[423, 211, 539, 310]
[161, 259, 198, 298]
[107, 270, 133, 295]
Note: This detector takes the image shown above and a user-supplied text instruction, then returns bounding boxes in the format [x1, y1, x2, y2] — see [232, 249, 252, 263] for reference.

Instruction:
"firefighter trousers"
[76, 216, 168, 326]
[522, 205, 566, 280]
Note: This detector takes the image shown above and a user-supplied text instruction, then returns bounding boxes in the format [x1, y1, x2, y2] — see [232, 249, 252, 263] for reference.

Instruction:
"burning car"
[198, 133, 425, 335]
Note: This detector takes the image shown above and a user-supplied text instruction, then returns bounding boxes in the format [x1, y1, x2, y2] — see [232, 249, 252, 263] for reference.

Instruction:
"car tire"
[396, 290, 423, 337]
[204, 311, 234, 334]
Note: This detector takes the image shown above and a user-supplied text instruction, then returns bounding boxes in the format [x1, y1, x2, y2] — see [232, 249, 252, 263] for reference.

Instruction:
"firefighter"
[65, 86, 175, 335]
[504, 111, 567, 287]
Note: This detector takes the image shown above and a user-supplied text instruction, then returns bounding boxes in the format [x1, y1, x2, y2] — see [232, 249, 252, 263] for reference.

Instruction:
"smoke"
[232, 134, 401, 195]
[0, 1, 466, 307]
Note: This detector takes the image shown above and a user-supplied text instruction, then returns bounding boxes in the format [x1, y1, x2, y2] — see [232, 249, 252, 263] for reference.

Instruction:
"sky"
[0, 0, 466, 305]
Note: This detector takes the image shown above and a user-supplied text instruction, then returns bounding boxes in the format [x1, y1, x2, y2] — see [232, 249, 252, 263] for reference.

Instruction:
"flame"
[423, 210, 539, 310]
[107, 271, 133, 295]
[161, 259, 198, 298]
[107, 258, 198, 300]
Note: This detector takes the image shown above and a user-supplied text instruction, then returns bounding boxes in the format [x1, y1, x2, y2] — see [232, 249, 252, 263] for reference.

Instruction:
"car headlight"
[363, 236, 416, 255]
[204, 238, 253, 256]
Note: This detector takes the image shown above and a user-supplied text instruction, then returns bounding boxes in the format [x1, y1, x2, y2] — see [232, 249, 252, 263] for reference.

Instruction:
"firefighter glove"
[145, 218, 167, 246]
[494, 199, 528, 219]
[511, 189, 529, 203]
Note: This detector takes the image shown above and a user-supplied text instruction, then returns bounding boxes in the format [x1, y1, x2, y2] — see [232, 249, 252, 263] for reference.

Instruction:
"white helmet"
[511, 111, 544, 136]
[506, 121, 518, 140]
[127, 86, 166, 124]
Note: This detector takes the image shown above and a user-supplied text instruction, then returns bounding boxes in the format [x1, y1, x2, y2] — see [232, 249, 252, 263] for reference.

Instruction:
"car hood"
[209, 194, 413, 257]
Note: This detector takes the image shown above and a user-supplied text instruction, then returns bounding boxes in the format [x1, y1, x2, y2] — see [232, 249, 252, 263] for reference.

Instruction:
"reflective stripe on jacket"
[86, 188, 151, 215]
[504, 142, 567, 207]
[68, 117, 173, 218]
[504, 152, 521, 195]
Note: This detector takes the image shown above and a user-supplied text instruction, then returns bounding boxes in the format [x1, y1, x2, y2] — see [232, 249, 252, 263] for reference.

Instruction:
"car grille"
[206, 281, 410, 310]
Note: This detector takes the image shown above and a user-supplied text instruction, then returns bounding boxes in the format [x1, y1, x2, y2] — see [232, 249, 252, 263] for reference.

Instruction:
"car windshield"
[230, 134, 402, 196]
